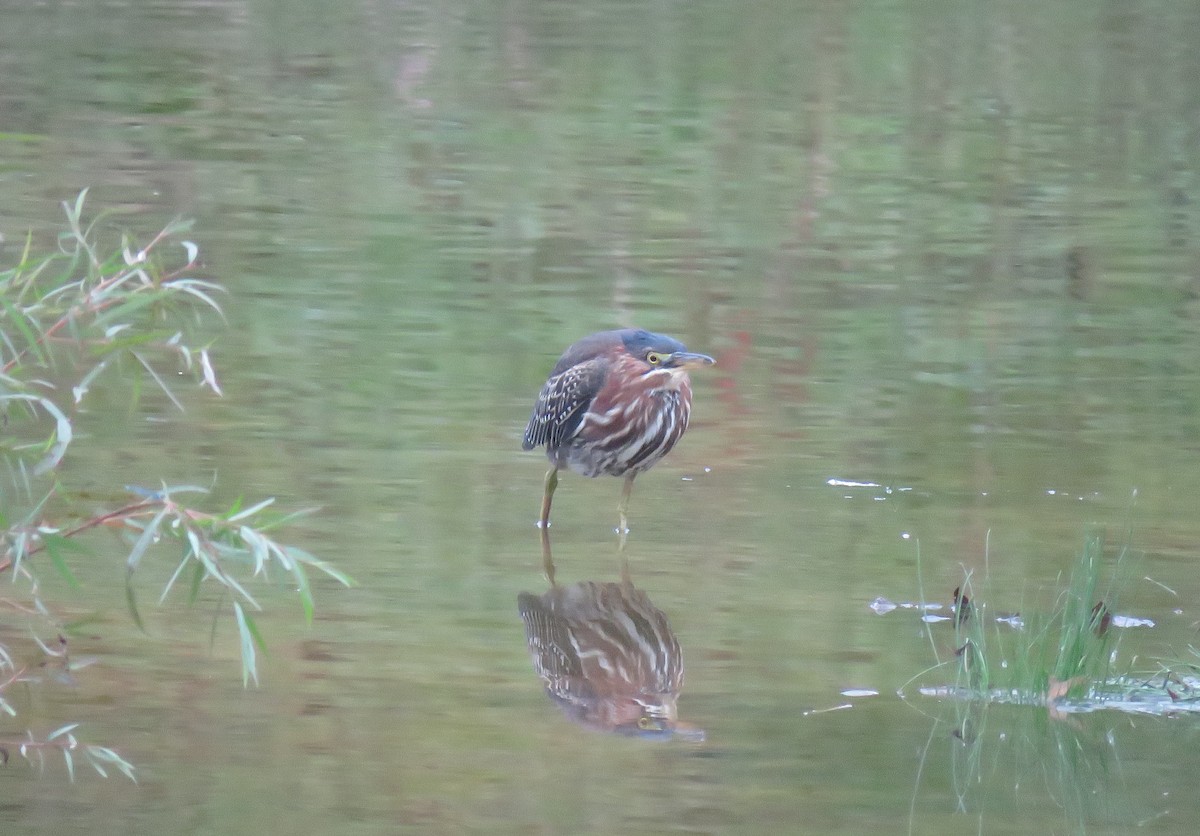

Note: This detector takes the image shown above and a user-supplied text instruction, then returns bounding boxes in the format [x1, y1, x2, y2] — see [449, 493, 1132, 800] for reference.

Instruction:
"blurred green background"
[3, 1, 1200, 833]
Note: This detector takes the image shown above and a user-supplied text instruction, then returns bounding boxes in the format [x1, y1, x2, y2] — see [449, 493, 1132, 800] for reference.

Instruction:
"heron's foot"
[616, 506, 630, 536]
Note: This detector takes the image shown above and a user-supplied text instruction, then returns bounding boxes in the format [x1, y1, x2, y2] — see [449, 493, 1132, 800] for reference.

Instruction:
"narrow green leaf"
[240, 526, 269, 576]
[292, 561, 313, 625]
[41, 533, 83, 589]
[128, 365, 142, 415]
[62, 612, 107, 633]
[89, 330, 168, 355]
[127, 505, 169, 571]
[239, 604, 267, 652]
[86, 751, 109, 778]
[92, 265, 144, 299]
[188, 530, 219, 576]
[221, 570, 261, 611]
[254, 507, 318, 533]
[71, 188, 89, 220]
[145, 483, 208, 498]
[199, 348, 221, 394]
[47, 722, 80, 741]
[159, 551, 193, 604]
[85, 746, 136, 782]
[92, 290, 161, 328]
[0, 321, 19, 358]
[160, 217, 195, 236]
[233, 602, 262, 687]
[163, 279, 226, 317]
[0, 299, 47, 363]
[187, 558, 204, 604]
[72, 358, 111, 403]
[1, 394, 75, 475]
[228, 496, 274, 523]
[9, 529, 28, 577]
[125, 570, 145, 632]
[288, 547, 356, 587]
[265, 538, 293, 571]
[190, 531, 259, 609]
[131, 350, 185, 412]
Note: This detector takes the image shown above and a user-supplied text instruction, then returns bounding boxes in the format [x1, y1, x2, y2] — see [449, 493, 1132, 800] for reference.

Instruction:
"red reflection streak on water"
[770, 333, 818, 424]
[713, 328, 751, 416]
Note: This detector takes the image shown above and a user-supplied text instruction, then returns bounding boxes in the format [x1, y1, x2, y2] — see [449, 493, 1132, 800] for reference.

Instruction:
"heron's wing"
[518, 592, 582, 682]
[522, 358, 607, 450]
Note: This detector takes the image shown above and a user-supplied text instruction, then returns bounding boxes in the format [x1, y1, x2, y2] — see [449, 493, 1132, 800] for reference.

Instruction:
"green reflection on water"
[2, 0, 1200, 833]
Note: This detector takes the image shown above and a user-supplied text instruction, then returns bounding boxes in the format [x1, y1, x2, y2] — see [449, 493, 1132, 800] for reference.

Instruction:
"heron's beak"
[668, 351, 715, 371]
[668, 721, 707, 742]
[619, 717, 705, 741]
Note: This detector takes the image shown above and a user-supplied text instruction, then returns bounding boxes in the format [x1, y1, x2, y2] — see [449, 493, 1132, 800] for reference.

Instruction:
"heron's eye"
[637, 717, 655, 730]
[646, 352, 663, 365]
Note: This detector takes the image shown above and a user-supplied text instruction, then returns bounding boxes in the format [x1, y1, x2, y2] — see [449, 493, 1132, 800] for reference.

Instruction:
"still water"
[3, 1, 1200, 833]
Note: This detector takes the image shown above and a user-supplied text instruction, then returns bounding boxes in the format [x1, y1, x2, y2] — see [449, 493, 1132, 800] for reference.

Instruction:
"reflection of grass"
[907, 530, 1139, 831]
[914, 527, 1136, 707]
[915, 700, 1123, 833]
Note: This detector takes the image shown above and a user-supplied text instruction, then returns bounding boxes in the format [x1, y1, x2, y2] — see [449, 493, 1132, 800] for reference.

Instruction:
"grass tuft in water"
[917, 527, 1136, 708]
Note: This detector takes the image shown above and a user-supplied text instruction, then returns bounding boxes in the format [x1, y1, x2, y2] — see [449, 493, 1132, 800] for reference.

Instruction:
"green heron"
[522, 329, 714, 531]
[518, 532, 704, 739]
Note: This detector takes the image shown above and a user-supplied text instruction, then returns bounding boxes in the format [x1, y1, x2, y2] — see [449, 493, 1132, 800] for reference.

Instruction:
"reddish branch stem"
[0, 235, 193, 376]
[0, 499, 157, 574]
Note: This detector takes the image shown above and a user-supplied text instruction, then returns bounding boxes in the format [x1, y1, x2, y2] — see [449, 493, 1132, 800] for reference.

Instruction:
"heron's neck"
[645, 368, 691, 392]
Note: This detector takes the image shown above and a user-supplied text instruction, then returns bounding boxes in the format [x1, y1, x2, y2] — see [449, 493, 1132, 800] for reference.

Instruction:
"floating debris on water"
[868, 596, 1151, 632]
[802, 703, 853, 716]
[868, 596, 945, 614]
[912, 675, 1200, 718]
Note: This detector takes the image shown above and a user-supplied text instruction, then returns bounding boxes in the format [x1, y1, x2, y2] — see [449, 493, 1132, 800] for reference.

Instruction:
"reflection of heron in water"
[517, 530, 704, 740]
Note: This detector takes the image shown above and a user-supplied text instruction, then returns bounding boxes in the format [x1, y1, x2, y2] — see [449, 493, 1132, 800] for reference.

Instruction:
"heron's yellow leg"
[538, 467, 559, 529]
[540, 526, 556, 586]
[617, 473, 636, 534]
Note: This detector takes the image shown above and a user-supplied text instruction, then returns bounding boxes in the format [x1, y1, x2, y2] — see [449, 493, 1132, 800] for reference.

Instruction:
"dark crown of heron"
[547, 329, 690, 377]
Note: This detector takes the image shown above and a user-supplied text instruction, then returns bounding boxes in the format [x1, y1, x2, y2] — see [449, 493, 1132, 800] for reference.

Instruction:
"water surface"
[3, 1, 1200, 833]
